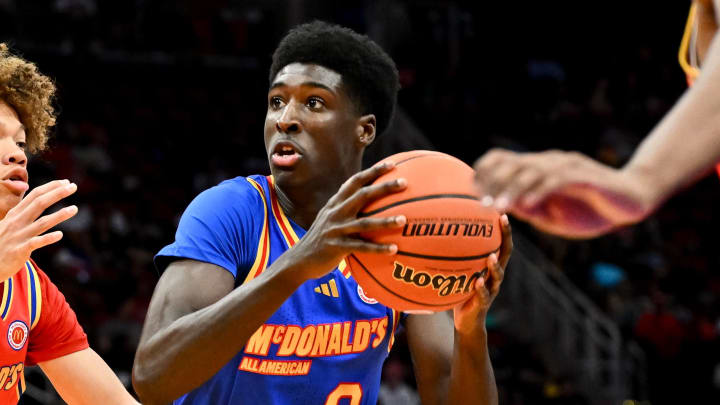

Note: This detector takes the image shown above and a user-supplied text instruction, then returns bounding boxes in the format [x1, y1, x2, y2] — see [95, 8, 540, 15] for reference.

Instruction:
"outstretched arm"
[40, 348, 138, 405]
[474, 12, 720, 238]
[624, 8, 720, 206]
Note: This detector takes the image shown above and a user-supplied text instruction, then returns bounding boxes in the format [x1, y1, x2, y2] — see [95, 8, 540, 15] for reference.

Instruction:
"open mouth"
[1, 168, 29, 194]
[271, 142, 302, 168]
[2, 168, 28, 183]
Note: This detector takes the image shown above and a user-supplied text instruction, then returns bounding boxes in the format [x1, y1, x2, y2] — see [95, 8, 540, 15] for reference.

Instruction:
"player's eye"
[307, 97, 325, 110]
[269, 96, 284, 110]
[15, 141, 26, 150]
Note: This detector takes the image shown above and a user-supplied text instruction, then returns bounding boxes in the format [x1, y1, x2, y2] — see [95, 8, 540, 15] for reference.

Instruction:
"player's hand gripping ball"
[347, 151, 502, 312]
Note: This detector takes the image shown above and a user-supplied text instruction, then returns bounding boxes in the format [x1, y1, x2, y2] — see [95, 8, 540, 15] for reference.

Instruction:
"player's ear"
[356, 114, 376, 147]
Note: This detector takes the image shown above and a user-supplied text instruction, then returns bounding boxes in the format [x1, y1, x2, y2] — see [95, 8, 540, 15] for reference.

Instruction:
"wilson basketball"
[347, 150, 502, 312]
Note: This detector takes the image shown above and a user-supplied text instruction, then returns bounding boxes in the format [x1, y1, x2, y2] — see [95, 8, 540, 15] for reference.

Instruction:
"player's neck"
[275, 158, 362, 229]
[275, 164, 359, 229]
[274, 183, 336, 229]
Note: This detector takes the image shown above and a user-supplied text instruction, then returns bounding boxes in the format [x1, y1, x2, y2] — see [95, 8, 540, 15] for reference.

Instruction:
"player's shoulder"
[211, 175, 264, 196]
[191, 175, 267, 212]
[18, 258, 47, 284]
[17, 258, 55, 306]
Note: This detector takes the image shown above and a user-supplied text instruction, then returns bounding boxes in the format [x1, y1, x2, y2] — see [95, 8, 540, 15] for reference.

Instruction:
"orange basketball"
[348, 150, 502, 312]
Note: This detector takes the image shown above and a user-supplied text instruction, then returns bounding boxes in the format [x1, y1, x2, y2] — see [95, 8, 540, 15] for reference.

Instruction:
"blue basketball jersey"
[156, 175, 401, 405]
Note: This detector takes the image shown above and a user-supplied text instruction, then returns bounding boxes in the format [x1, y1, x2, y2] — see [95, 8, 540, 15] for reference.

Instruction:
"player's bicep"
[139, 259, 235, 341]
[405, 311, 454, 405]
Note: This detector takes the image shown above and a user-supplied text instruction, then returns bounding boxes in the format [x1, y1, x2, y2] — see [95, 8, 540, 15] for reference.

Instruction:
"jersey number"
[325, 383, 363, 405]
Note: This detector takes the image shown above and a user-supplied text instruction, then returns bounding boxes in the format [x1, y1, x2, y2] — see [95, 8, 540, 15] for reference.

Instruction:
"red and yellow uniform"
[679, 3, 703, 86]
[0, 259, 88, 403]
[679, 1, 720, 176]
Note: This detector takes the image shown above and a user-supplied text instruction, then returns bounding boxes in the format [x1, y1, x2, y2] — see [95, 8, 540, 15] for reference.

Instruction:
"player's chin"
[0, 194, 20, 219]
[270, 164, 308, 187]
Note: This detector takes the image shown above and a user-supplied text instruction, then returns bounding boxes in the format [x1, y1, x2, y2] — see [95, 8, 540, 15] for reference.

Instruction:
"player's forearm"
[623, 34, 720, 206]
[445, 328, 498, 405]
[42, 349, 139, 405]
[132, 257, 308, 404]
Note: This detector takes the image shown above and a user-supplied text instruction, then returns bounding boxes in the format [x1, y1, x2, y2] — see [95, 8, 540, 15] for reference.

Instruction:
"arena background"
[2, 1, 719, 404]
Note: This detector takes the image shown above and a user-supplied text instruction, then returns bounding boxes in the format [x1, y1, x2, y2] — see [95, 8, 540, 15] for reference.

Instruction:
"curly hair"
[0, 43, 56, 153]
[269, 21, 399, 136]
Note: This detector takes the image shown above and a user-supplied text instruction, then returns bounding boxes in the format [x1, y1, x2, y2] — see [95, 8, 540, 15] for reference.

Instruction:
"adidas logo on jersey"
[314, 279, 339, 298]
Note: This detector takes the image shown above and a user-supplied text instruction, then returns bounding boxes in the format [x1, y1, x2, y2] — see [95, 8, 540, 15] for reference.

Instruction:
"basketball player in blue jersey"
[132, 21, 512, 405]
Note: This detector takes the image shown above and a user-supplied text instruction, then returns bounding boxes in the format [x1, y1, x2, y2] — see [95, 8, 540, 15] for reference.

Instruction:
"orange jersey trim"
[243, 178, 271, 284]
[679, 3, 701, 85]
[266, 176, 351, 277]
[387, 309, 401, 352]
[266, 176, 301, 248]
[339, 259, 351, 279]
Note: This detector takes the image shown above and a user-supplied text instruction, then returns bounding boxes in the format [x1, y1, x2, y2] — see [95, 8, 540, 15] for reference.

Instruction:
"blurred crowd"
[2, 1, 719, 404]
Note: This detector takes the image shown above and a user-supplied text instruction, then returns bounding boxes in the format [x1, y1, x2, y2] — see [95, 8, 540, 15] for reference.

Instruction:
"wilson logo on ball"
[392, 261, 484, 297]
[349, 150, 502, 312]
[401, 222, 494, 238]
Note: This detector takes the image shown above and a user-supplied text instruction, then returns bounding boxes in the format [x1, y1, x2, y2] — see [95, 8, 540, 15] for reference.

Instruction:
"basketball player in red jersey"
[473, 0, 720, 239]
[0, 44, 138, 404]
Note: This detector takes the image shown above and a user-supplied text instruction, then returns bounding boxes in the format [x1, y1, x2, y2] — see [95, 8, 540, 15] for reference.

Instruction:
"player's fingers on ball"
[461, 292, 481, 313]
[335, 162, 395, 202]
[498, 214, 513, 267]
[475, 277, 490, 303]
[28, 205, 78, 236]
[27, 231, 64, 251]
[342, 215, 406, 234]
[488, 261, 505, 294]
[342, 178, 407, 214]
[489, 278, 502, 299]
[342, 238, 397, 255]
[489, 264, 504, 295]
[488, 253, 505, 285]
[25, 182, 77, 219]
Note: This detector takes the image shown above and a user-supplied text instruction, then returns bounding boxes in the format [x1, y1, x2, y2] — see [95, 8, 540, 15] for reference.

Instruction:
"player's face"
[0, 100, 28, 220]
[265, 63, 368, 188]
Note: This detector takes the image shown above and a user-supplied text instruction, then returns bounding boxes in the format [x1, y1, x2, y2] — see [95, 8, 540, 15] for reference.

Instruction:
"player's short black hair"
[270, 21, 399, 136]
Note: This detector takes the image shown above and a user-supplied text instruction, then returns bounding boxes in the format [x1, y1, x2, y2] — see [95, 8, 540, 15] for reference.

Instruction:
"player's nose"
[276, 102, 302, 134]
[1, 146, 27, 167]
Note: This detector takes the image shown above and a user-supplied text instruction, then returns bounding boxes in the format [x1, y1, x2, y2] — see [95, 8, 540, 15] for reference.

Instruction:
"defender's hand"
[289, 162, 407, 280]
[453, 214, 512, 335]
[473, 149, 653, 239]
[0, 180, 78, 280]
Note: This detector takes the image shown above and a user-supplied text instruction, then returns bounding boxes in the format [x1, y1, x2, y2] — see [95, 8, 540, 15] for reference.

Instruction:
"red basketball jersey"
[0, 259, 88, 403]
